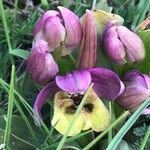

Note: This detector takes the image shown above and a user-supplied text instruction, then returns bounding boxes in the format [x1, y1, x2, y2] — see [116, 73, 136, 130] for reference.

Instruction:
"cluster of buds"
[27, 7, 82, 84]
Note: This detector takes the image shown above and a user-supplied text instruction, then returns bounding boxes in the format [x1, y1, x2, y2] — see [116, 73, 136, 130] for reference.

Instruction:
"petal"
[56, 70, 91, 94]
[104, 26, 126, 64]
[116, 26, 145, 62]
[78, 10, 97, 69]
[82, 88, 110, 132]
[58, 6, 82, 50]
[33, 81, 60, 125]
[117, 85, 150, 112]
[125, 70, 150, 89]
[90, 68, 125, 100]
[45, 17, 66, 51]
[51, 92, 84, 136]
[33, 10, 60, 36]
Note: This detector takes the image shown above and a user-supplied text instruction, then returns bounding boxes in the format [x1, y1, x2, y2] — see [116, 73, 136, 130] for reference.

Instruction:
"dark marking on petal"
[65, 105, 77, 114]
[84, 103, 93, 113]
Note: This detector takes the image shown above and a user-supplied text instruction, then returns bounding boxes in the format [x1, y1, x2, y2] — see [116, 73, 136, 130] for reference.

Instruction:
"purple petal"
[55, 70, 91, 94]
[104, 26, 126, 64]
[117, 85, 150, 112]
[90, 68, 125, 100]
[125, 70, 150, 89]
[33, 81, 60, 125]
[33, 10, 59, 36]
[78, 10, 97, 69]
[116, 26, 145, 62]
[45, 17, 66, 51]
[58, 6, 82, 50]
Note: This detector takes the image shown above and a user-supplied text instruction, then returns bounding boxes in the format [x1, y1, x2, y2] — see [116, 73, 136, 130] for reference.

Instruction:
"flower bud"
[104, 23, 145, 64]
[27, 39, 59, 85]
[78, 10, 97, 69]
[116, 70, 150, 113]
[33, 7, 82, 55]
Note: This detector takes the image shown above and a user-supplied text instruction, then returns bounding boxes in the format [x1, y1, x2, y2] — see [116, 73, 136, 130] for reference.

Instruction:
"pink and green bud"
[116, 70, 150, 114]
[27, 39, 59, 85]
[104, 23, 145, 64]
[33, 7, 82, 55]
[78, 10, 97, 69]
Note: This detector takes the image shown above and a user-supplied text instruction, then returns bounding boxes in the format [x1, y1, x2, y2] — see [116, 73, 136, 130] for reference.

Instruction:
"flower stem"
[92, 0, 97, 10]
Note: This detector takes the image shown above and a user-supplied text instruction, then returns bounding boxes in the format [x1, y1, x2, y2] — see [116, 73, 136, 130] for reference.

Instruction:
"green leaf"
[135, 29, 150, 73]
[10, 49, 30, 59]
[106, 97, 150, 150]
[0, 115, 45, 147]
[56, 55, 77, 75]
[0, 129, 36, 150]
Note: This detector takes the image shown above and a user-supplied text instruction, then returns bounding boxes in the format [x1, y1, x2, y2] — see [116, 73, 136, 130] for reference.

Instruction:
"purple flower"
[103, 22, 145, 64]
[27, 39, 59, 85]
[78, 10, 97, 69]
[33, 68, 124, 127]
[33, 6, 82, 55]
[116, 70, 150, 114]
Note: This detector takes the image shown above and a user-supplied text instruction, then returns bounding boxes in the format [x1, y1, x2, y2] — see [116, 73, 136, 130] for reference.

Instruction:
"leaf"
[56, 55, 77, 75]
[10, 49, 30, 59]
[135, 29, 150, 73]
[0, 129, 36, 150]
[0, 115, 45, 147]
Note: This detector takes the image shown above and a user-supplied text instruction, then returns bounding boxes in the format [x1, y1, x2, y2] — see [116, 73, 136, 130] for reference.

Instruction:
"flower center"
[65, 94, 93, 114]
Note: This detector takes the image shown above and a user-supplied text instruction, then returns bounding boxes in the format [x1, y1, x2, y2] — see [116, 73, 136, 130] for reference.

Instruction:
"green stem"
[3, 65, 15, 149]
[0, 0, 14, 64]
[140, 126, 150, 150]
[108, 101, 112, 144]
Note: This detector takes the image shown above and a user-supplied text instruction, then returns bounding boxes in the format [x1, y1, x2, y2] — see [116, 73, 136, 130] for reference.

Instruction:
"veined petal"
[104, 26, 126, 64]
[58, 6, 82, 51]
[78, 10, 97, 69]
[56, 70, 91, 94]
[33, 10, 59, 36]
[45, 17, 66, 51]
[90, 68, 125, 100]
[34, 81, 60, 125]
[117, 85, 150, 112]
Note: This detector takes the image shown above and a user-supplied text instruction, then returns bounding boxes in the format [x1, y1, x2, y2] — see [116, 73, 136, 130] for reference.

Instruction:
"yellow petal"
[82, 89, 110, 132]
[51, 91, 84, 136]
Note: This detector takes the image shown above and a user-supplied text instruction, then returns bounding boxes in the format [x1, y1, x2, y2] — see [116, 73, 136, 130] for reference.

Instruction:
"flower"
[33, 6, 82, 55]
[103, 22, 145, 64]
[116, 70, 150, 114]
[33, 68, 124, 136]
[27, 39, 59, 85]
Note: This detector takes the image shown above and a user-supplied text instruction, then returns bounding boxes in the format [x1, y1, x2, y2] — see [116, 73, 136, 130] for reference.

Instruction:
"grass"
[0, 0, 150, 150]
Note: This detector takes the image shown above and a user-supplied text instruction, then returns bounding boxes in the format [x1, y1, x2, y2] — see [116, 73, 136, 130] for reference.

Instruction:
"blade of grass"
[56, 84, 93, 150]
[41, 130, 93, 150]
[3, 65, 15, 149]
[0, 78, 36, 140]
[140, 125, 150, 150]
[106, 97, 150, 150]
[0, 78, 54, 144]
[108, 101, 112, 144]
[82, 111, 129, 150]
[0, 0, 14, 64]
